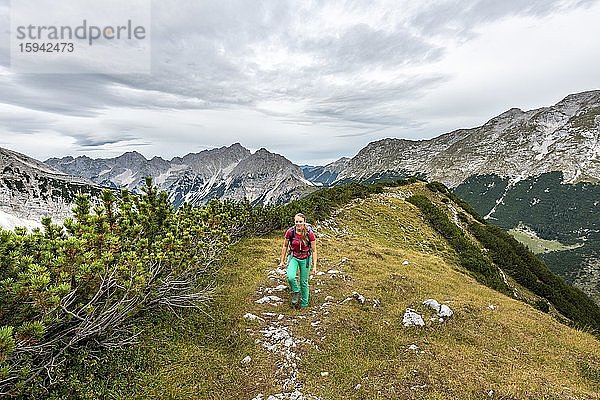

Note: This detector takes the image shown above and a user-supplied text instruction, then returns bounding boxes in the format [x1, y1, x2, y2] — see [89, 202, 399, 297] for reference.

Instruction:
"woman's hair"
[294, 213, 309, 247]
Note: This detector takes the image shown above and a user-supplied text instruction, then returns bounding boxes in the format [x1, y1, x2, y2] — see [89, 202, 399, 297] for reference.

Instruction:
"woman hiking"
[279, 213, 318, 309]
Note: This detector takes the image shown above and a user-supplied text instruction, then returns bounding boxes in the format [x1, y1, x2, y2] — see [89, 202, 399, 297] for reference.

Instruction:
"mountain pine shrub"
[0, 179, 231, 396]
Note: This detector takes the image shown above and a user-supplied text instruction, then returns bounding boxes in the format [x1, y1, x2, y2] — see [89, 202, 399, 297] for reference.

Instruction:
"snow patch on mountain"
[114, 169, 137, 186]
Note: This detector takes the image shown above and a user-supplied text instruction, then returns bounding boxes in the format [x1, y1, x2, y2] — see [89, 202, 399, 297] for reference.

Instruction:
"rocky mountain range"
[45, 143, 315, 207]
[327, 90, 600, 303]
[336, 90, 600, 187]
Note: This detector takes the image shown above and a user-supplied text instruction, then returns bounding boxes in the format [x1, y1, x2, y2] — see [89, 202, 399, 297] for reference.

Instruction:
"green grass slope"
[64, 183, 600, 400]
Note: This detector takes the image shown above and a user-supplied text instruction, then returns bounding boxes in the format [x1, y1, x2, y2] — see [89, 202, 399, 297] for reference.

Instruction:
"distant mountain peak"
[45, 144, 315, 206]
[230, 142, 246, 150]
[302, 156, 351, 186]
[560, 89, 600, 103]
[116, 150, 147, 163]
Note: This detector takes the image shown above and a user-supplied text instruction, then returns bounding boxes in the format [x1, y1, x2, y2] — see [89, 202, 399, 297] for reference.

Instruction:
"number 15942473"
[18, 42, 74, 52]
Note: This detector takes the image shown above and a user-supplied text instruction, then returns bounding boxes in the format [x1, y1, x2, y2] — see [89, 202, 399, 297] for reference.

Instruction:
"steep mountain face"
[337, 90, 600, 187]
[0, 147, 103, 229]
[301, 157, 350, 186]
[336, 130, 471, 184]
[46, 144, 315, 206]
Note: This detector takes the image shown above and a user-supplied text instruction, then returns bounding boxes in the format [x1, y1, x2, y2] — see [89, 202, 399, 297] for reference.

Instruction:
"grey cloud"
[0, 111, 51, 134]
[468, 0, 598, 21]
[297, 23, 444, 73]
[0, 72, 222, 120]
[0, 3, 10, 67]
[1, 1, 448, 125]
[150, 0, 291, 45]
[0, 0, 271, 116]
[303, 75, 447, 127]
[411, 0, 599, 38]
[74, 136, 133, 147]
[143, 2, 447, 111]
[1, 74, 118, 117]
[63, 128, 148, 148]
[334, 127, 387, 138]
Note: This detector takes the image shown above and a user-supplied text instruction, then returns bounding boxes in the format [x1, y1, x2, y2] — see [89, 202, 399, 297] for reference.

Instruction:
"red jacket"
[285, 227, 316, 260]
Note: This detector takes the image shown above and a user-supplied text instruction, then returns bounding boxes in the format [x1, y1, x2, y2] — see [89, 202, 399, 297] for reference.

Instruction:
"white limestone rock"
[256, 295, 283, 304]
[423, 298, 453, 318]
[244, 313, 264, 322]
[402, 308, 425, 327]
[423, 299, 441, 312]
[352, 291, 366, 304]
[266, 284, 288, 293]
[438, 304, 453, 318]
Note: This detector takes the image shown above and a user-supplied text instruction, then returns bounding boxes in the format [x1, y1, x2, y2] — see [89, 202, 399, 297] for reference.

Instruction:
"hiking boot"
[291, 291, 300, 309]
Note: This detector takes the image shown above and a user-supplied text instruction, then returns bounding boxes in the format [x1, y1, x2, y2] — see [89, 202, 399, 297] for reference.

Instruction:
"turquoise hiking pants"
[286, 255, 312, 307]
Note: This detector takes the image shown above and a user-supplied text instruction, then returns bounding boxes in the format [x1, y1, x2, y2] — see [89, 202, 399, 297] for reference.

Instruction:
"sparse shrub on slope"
[230, 178, 424, 239]
[0, 179, 231, 397]
[426, 181, 486, 223]
[406, 194, 509, 294]
[292, 181, 382, 222]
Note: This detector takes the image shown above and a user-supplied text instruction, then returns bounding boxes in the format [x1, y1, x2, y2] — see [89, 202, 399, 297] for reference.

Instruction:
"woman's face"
[294, 217, 305, 228]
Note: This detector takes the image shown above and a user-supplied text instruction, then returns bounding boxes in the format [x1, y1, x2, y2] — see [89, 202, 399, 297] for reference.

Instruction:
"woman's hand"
[279, 261, 285, 268]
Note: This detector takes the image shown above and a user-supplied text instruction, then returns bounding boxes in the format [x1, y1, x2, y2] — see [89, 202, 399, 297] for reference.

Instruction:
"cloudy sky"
[1, 0, 599, 166]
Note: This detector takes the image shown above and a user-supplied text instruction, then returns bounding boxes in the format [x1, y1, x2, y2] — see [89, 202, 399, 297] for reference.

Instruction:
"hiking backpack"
[288, 224, 314, 256]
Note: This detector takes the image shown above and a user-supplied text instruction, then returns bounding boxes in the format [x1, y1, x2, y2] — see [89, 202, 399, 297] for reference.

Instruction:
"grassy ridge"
[297, 189, 600, 399]
[406, 194, 509, 294]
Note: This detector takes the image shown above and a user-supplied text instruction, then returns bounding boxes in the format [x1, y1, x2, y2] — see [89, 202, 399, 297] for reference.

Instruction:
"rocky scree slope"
[0, 147, 103, 229]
